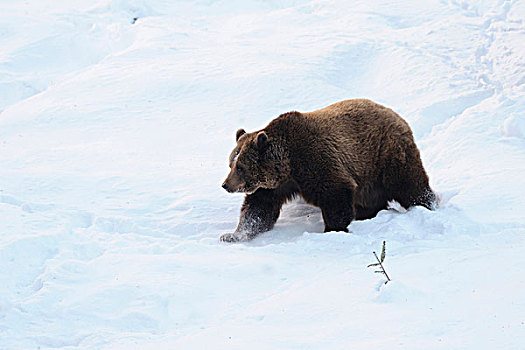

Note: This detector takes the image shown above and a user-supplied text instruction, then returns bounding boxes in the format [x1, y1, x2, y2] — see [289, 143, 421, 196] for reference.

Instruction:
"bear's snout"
[222, 170, 245, 193]
[222, 182, 232, 192]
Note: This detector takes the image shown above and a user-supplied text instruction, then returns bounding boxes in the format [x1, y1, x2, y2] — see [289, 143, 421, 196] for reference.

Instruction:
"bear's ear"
[236, 129, 246, 142]
[256, 131, 268, 152]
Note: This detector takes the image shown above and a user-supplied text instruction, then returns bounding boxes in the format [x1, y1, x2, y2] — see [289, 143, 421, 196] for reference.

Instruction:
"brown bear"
[220, 99, 436, 242]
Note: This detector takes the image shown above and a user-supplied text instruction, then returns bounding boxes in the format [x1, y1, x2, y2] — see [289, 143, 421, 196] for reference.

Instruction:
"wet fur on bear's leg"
[220, 189, 280, 242]
[220, 182, 298, 242]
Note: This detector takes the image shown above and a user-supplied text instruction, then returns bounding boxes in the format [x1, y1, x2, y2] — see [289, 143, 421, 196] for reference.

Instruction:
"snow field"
[0, 0, 524, 349]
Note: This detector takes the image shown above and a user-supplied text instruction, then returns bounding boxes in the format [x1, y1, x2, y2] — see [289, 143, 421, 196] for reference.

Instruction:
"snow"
[0, 0, 524, 348]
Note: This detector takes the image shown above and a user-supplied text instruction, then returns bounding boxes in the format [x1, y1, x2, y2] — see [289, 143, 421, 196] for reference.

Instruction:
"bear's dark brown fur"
[221, 99, 436, 242]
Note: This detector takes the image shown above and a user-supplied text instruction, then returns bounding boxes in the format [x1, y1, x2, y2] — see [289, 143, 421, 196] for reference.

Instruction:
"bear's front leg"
[220, 189, 282, 242]
[319, 186, 355, 233]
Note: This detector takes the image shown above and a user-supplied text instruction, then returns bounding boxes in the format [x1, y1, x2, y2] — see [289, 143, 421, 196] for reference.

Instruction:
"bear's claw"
[220, 232, 248, 242]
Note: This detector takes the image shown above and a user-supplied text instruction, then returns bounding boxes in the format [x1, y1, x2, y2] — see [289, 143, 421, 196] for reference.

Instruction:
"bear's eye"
[236, 166, 244, 174]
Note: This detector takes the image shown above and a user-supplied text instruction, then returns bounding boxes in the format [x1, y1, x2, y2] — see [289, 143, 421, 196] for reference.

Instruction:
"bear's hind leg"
[392, 185, 436, 211]
[383, 148, 437, 211]
[412, 186, 437, 210]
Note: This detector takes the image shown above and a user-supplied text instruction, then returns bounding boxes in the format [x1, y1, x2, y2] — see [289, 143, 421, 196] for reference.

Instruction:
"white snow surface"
[1, 0, 524, 349]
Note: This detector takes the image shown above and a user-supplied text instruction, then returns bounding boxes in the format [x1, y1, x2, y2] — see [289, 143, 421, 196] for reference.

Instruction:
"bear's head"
[222, 128, 290, 194]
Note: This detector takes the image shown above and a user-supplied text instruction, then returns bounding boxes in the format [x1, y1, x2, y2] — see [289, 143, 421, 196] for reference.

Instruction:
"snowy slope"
[1, 0, 524, 349]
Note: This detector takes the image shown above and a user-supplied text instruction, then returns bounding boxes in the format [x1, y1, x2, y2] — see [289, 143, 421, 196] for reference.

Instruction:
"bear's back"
[303, 99, 409, 132]
[293, 99, 416, 182]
